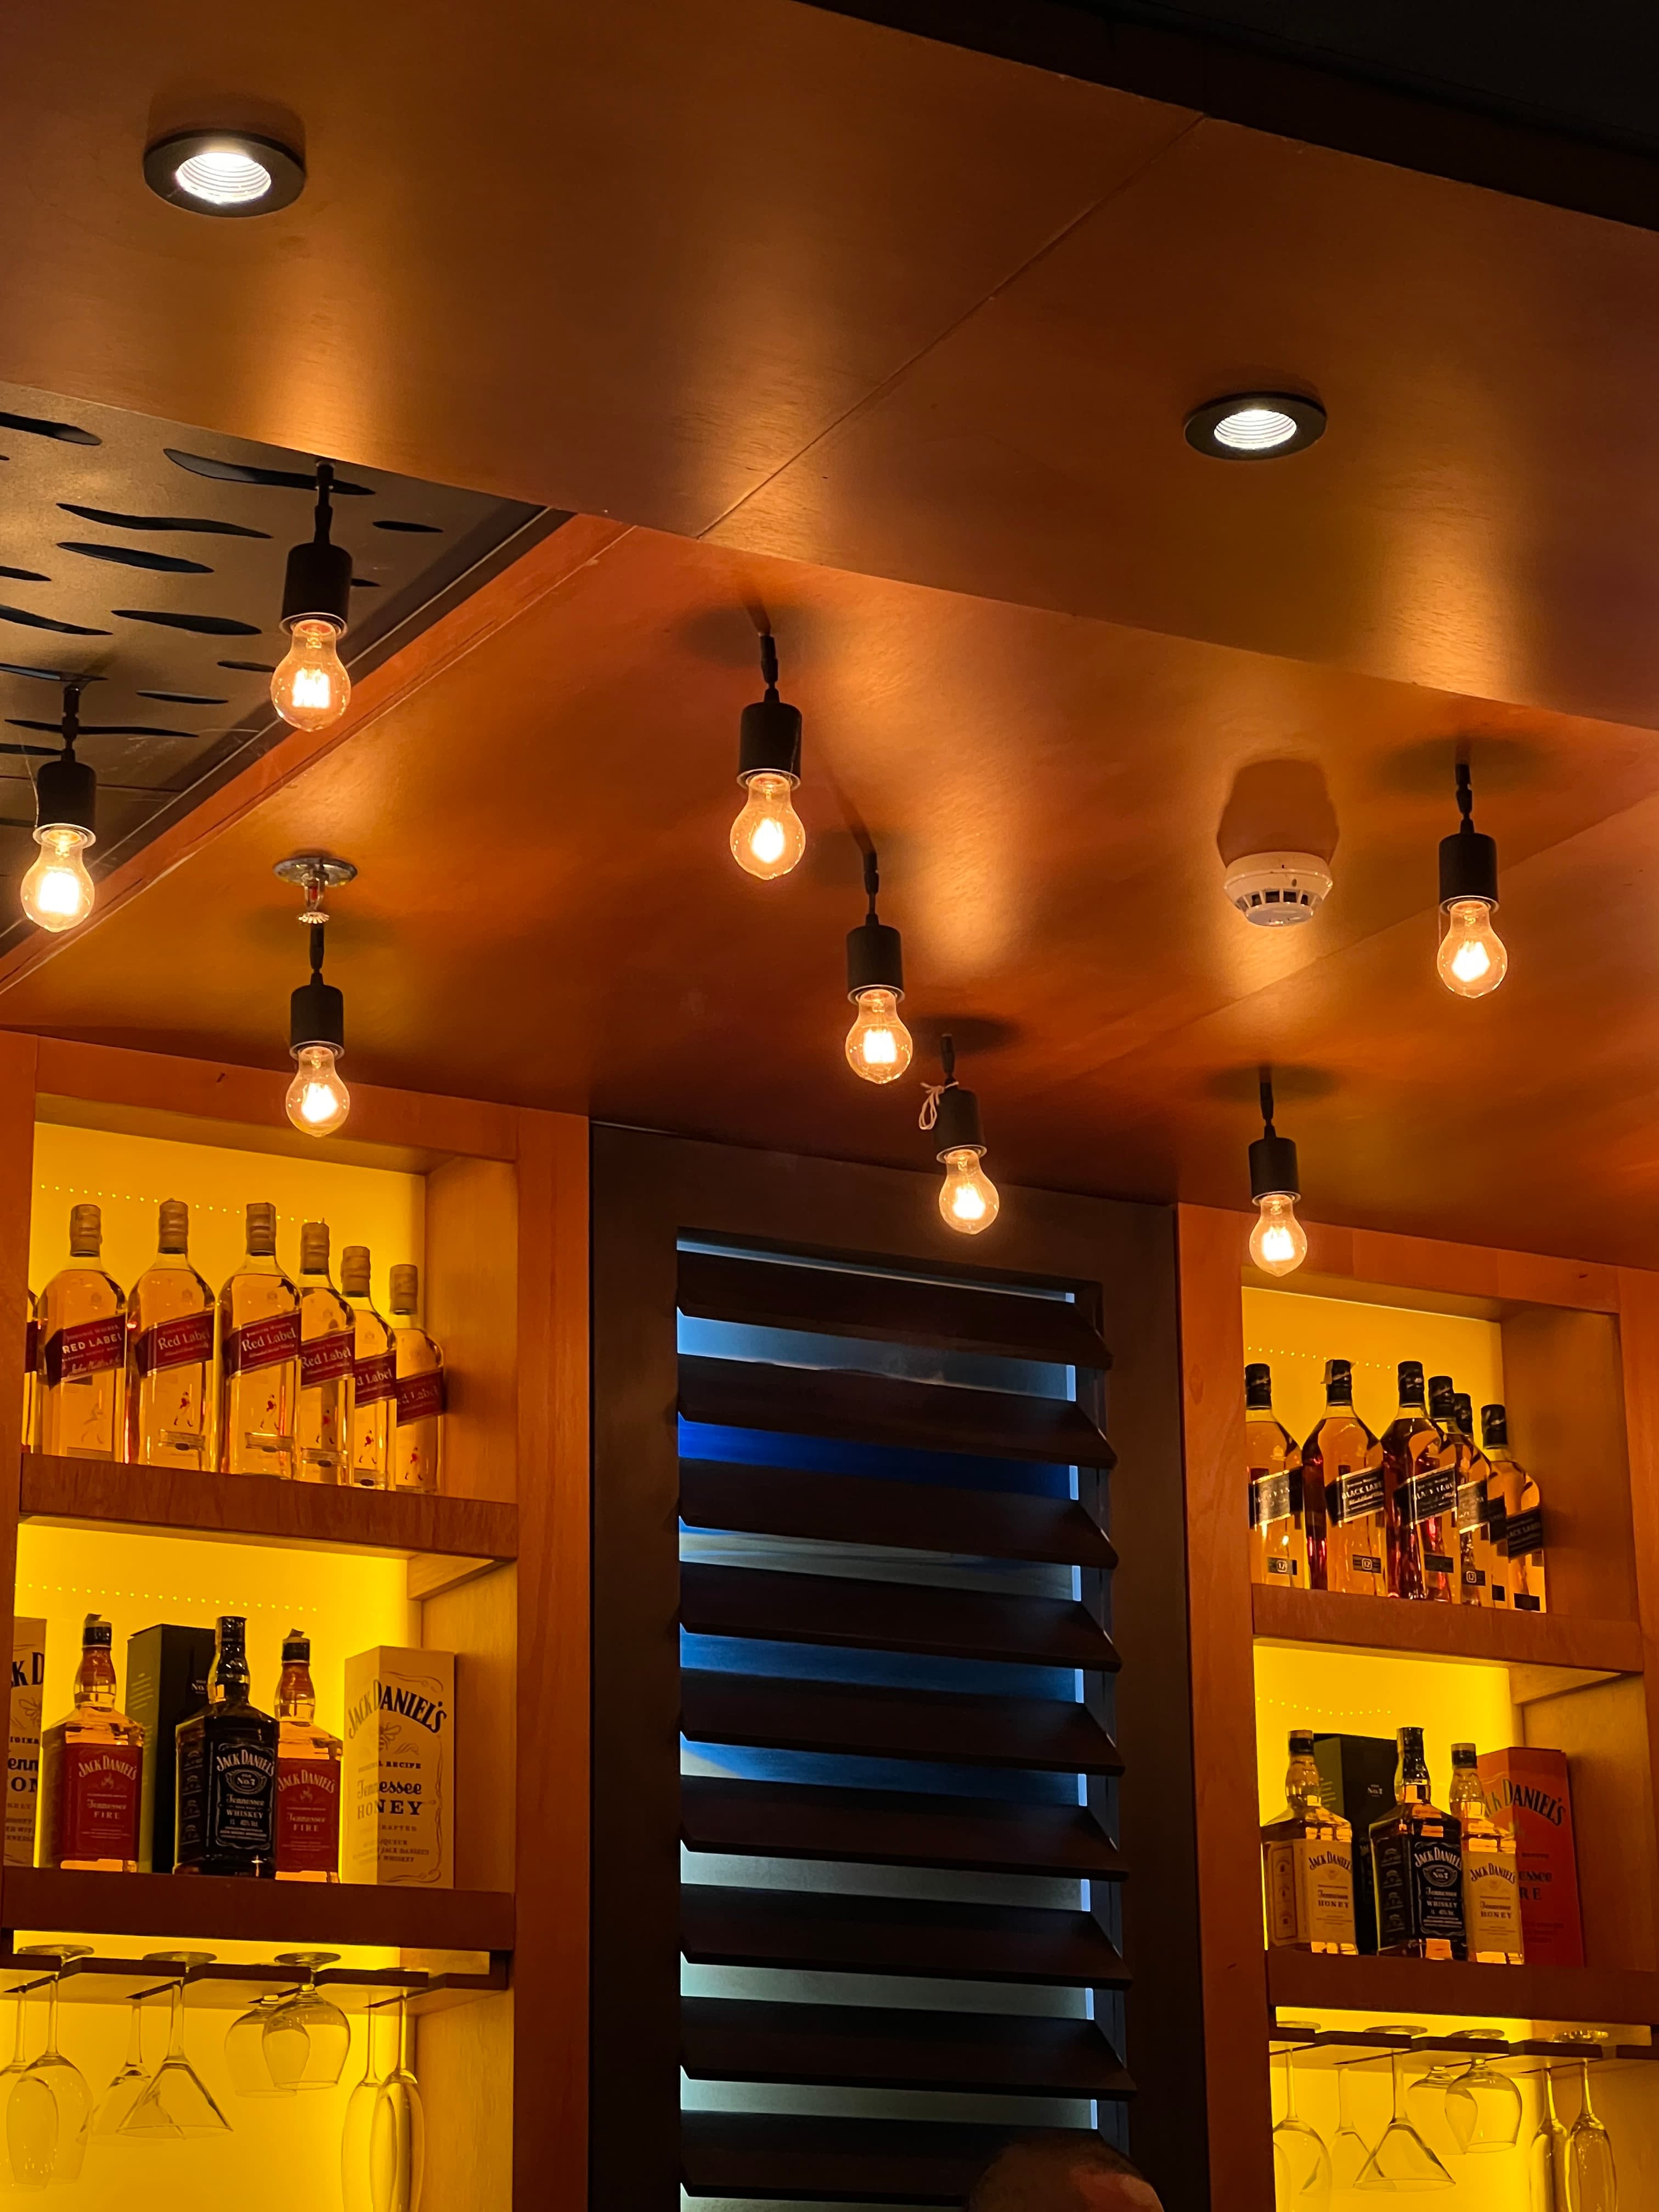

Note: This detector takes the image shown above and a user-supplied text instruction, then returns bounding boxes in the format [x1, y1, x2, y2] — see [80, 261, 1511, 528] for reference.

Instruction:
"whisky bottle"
[390, 1264, 444, 1494]
[342, 1246, 394, 1489]
[1381, 1362, 1454, 1602]
[296, 1222, 354, 1485]
[1430, 1378, 1494, 1610]
[1484, 1404, 1547, 1613]
[1448, 1741, 1524, 1963]
[126, 1199, 216, 1469]
[38, 1613, 144, 1872]
[218, 1202, 301, 1477]
[274, 1629, 341, 1883]
[1261, 1728, 1357, 1954]
[1304, 1358, 1385, 1597]
[1370, 1725, 1466, 1959]
[38, 1204, 125, 1460]
[175, 1614, 278, 1877]
[22, 1288, 38, 1452]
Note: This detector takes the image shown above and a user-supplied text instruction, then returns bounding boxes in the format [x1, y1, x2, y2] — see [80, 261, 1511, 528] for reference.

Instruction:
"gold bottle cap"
[68, 1202, 101, 1257]
[245, 1201, 277, 1256]
[340, 1245, 371, 1297]
[388, 1262, 419, 1315]
[157, 1198, 189, 1253]
[299, 1220, 331, 1274]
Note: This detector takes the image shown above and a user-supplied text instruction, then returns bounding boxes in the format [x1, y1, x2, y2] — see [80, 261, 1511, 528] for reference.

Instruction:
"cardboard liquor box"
[126, 1624, 217, 1872]
[1312, 1732, 1400, 1954]
[7, 1618, 44, 1866]
[1477, 1746, 1583, 1966]
[342, 1646, 454, 1887]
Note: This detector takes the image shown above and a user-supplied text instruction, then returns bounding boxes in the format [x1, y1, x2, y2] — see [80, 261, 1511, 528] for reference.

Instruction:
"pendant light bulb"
[940, 1146, 1000, 1234]
[924, 1036, 1000, 1235]
[272, 619, 351, 731]
[844, 851, 912, 1081]
[846, 989, 913, 1081]
[285, 1043, 351, 1136]
[1436, 760, 1506, 1000]
[1247, 1072, 1306, 1279]
[20, 827, 94, 933]
[732, 632, 805, 880]
[273, 462, 354, 732]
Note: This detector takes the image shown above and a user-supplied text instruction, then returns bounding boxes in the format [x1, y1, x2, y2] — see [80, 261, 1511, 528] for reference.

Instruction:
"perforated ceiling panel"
[0, 379, 554, 929]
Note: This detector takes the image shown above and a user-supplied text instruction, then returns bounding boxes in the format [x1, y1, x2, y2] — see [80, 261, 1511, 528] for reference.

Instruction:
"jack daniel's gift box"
[1478, 1746, 1583, 1965]
[342, 1646, 454, 1886]
[126, 1623, 216, 1872]
[7, 1618, 44, 1866]
[1312, 1732, 1398, 1953]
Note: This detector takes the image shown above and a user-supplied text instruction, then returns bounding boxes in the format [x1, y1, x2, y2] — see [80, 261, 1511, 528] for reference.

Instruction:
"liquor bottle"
[1380, 1362, 1455, 1602]
[37, 1204, 125, 1460]
[218, 1202, 301, 1477]
[1484, 1404, 1547, 1613]
[125, 1199, 216, 1469]
[1261, 1727, 1357, 1954]
[390, 1264, 444, 1494]
[38, 1613, 144, 1872]
[174, 1614, 278, 1877]
[274, 1629, 341, 1883]
[296, 1222, 354, 1485]
[342, 1246, 394, 1489]
[1448, 1740, 1524, 1964]
[1370, 1725, 1466, 1959]
[1304, 1358, 1385, 1597]
[1430, 1378, 1494, 1610]
[21, 1289, 38, 1452]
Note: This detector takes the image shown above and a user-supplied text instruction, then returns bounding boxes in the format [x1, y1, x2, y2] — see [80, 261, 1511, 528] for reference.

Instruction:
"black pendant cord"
[1454, 759, 1475, 837]
[940, 1032, 957, 1089]
[759, 630, 779, 701]
[313, 460, 336, 546]
[1259, 1070, 1276, 1138]
[59, 680, 83, 761]
[864, 847, 881, 921]
[308, 918, 327, 983]
[1249, 1065, 1299, 1201]
[1438, 757, 1499, 908]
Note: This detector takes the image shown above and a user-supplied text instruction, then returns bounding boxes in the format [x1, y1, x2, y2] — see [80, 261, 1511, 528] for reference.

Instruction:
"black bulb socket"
[1249, 1131, 1300, 1202]
[738, 697, 802, 785]
[1438, 825, 1498, 910]
[290, 975, 345, 1057]
[846, 918, 904, 1000]
[34, 753, 96, 838]
[281, 536, 353, 633]
[934, 1084, 985, 1160]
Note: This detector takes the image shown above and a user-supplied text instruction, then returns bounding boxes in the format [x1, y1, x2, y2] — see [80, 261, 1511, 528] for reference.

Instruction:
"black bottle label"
[1506, 1508, 1544, 1559]
[1351, 1554, 1385, 1575]
[1250, 1469, 1301, 1528]
[176, 1727, 276, 1868]
[1422, 1551, 1457, 1575]
[1403, 1464, 1456, 1525]
[1329, 1467, 1384, 1525]
[1373, 1824, 1465, 1948]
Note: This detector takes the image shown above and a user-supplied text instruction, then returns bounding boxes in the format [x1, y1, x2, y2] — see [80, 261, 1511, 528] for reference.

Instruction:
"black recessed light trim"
[142, 129, 306, 218]
[1184, 392, 1327, 460]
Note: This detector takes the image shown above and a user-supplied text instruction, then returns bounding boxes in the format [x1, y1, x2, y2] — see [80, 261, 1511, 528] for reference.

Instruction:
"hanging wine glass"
[1357, 2042, 1455, 2190]
[343, 2006, 390, 2212]
[1532, 2063, 1568, 2211]
[1406, 2052, 1465, 2168]
[1446, 2028, 1522, 2153]
[92, 1990, 168, 2140]
[1561, 2033, 1617, 2211]
[225, 1993, 296, 2101]
[1271, 2046, 1331, 2209]
[8, 1944, 93, 2187]
[120, 1952, 230, 2138]
[263, 1952, 350, 2091]
[1331, 2059, 1375, 2189]
[369, 1997, 425, 2212]
[0, 1980, 38, 2177]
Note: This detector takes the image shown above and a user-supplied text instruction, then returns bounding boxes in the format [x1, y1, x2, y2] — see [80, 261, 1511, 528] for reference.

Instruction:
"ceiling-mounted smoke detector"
[1223, 850, 1333, 927]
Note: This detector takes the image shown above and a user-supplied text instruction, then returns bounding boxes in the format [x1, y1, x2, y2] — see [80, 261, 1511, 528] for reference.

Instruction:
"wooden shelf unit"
[0, 1034, 588, 2212]
[1178, 1205, 1659, 2209]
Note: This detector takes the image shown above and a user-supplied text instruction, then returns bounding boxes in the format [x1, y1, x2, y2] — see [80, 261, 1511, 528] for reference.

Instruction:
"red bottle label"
[223, 1312, 301, 1376]
[43, 1315, 124, 1386]
[300, 1333, 354, 1387]
[354, 1352, 396, 1407]
[58, 1740, 142, 1863]
[395, 1369, 446, 1423]
[276, 1758, 340, 1874]
[134, 1310, 216, 1376]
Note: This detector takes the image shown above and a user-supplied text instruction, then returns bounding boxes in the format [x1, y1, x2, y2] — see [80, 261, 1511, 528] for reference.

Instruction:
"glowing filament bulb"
[845, 989, 913, 1084]
[20, 826, 95, 932]
[1437, 898, 1508, 999]
[285, 1044, 351, 1137]
[272, 619, 351, 732]
[1249, 1192, 1307, 1278]
[731, 772, 805, 881]
[939, 1147, 1000, 1235]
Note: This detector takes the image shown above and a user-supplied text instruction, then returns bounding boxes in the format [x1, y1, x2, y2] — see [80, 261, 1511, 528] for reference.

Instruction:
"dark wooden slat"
[680, 1459, 1116, 1568]
[681, 2113, 1099, 2203]
[681, 1996, 1133, 2096]
[681, 1777, 1125, 1877]
[682, 1671, 1122, 1773]
[679, 1353, 1114, 1466]
[677, 1249, 1109, 1368]
[681, 1884, 1128, 1985]
[681, 1563, 1118, 1670]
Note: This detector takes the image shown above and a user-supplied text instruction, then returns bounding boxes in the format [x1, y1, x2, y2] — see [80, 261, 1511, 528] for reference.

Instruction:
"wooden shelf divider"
[1251, 1583, 1644, 1675]
[1268, 1946, 1659, 2030]
[19, 1451, 517, 1563]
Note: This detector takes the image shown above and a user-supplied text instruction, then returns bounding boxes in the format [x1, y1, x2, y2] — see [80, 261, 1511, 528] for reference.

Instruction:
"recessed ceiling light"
[1184, 392, 1326, 460]
[143, 130, 305, 217]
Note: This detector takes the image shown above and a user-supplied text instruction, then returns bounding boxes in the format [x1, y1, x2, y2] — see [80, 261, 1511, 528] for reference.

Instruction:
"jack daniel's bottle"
[1381, 1362, 1455, 1601]
[175, 1615, 278, 1877]
[1245, 1363, 1320, 1587]
[1449, 1741, 1523, 1964]
[1304, 1359, 1385, 1596]
[38, 1614, 143, 1871]
[1370, 1726, 1465, 1959]
[1261, 1729, 1357, 1954]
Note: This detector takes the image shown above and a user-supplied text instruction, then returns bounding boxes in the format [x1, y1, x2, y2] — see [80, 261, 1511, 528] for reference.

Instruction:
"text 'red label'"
[223, 1312, 301, 1377]
[277, 1758, 341, 1874]
[59, 1740, 142, 1863]
[134, 1310, 216, 1376]
[43, 1315, 125, 1386]
[395, 1369, 446, 1423]
[353, 1352, 396, 1407]
[300, 1333, 355, 1388]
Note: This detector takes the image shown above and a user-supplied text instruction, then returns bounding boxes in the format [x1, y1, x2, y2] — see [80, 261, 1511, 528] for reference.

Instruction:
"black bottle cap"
[217, 1614, 248, 1645]
[1427, 1373, 1455, 1417]
[1288, 1729, 1315, 1754]
[1451, 1741, 1477, 1765]
[81, 1613, 112, 1650]
[1481, 1404, 1508, 1445]
[1244, 1362, 1273, 1408]
[1397, 1724, 1425, 1753]
[281, 1630, 311, 1665]
[1323, 1357, 1353, 1401]
[1453, 1393, 1474, 1431]
[1397, 1361, 1426, 1404]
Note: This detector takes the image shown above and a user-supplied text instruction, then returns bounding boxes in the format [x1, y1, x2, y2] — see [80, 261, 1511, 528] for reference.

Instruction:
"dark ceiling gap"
[59, 504, 270, 539]
[0, 410, 98, 446]
[374, 519, 442, 533]
[59, 542, 212, 575]
[164, 448, 372, 495]
[112, 608, 261, 636]
[0, 606, 108, 635]
[138, 690, 228, 706]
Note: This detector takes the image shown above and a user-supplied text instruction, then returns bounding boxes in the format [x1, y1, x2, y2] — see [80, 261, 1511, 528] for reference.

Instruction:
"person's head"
[967, 2132, 1164, 2212]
